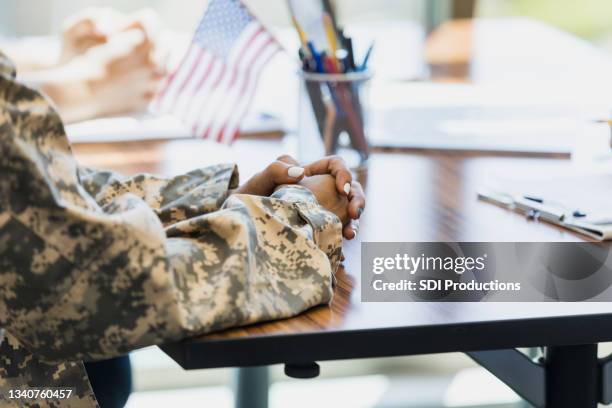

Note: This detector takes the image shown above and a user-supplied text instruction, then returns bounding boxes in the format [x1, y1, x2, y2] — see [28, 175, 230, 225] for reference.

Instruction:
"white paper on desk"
[66, 113, 285, 144]
[368, 82, 604, 154]
[486, 171, 612, 240]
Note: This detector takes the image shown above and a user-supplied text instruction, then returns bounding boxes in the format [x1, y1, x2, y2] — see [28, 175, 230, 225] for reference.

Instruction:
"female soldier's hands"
[301, 156, 365, 223]
[231, 155, 308, 196]
[299, 175, 349, 225]
[233, 155, 365, 240]
[285, 155, 365, 239]
[298, 174, 364, 239]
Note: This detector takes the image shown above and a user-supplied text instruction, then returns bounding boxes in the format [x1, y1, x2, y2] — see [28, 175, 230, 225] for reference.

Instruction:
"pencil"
[595, 119, 612, 125]
[291, 16, 311, 59]
[322, 12, 340, 71]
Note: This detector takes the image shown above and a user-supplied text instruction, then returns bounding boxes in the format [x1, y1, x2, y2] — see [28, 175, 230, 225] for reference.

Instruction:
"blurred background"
[2, 0, 612, 50]
[2, 1, 612, 407]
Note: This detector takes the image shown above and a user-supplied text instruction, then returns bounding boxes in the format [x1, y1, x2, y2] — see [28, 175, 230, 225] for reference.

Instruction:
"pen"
[524, 195, 587, 218]
[515, 197, 566, 222]
[299, 49, 316, 72]
[335, 49, 348, 73]
[308, 42, 324, 73]
[344, 36, 356, 71]
[322, 12, 341, 72]
[323, 54, 337, 74]
[360, 42, 375, 71]
[524, 195, 544, 203]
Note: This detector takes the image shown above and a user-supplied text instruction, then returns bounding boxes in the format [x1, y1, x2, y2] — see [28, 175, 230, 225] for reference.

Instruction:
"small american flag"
[154, 0, 281, 144]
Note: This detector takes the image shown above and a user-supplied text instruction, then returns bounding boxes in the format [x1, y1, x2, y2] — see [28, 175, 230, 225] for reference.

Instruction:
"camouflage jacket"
[0, 51, 342, 407]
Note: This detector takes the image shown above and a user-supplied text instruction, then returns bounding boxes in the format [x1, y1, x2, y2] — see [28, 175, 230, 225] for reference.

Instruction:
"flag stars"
[195, 0, 253, 59]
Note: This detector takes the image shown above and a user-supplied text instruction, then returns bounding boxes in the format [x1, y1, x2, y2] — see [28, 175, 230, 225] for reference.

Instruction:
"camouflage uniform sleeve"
[0, 51, 98, 407]
[78, 164, 240, 227]
[0, 50, 342, 405]
[2, 153, 342, 364]
[269, 185, 343, 272]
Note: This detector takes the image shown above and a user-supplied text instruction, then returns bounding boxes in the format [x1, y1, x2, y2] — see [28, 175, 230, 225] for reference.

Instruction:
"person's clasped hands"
[233, 155, 365, 240]
[36, 8, 164, 122]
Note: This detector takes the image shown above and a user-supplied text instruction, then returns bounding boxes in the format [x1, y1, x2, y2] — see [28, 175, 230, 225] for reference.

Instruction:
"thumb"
[238, 160, 306, 196]
[266, 160, 305, 186]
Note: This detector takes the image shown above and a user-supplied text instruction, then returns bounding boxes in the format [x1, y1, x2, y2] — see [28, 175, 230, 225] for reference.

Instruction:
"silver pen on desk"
[477, 189, 584, 222]
[523, 195, 587, 218]
[515, 196, 566, 222]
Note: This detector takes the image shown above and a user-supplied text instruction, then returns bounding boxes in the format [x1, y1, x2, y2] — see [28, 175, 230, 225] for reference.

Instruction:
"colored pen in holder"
[297, 70, 372, 169]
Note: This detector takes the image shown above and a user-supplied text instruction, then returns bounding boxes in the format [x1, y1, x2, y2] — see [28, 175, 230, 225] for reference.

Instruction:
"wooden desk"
[73, 138, 612, 408]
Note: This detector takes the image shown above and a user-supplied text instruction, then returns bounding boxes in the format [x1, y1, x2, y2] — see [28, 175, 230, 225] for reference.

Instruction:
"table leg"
[522, 348, 541, 408]
[546, 344, 598, 408]
[234, 366, 269, 408]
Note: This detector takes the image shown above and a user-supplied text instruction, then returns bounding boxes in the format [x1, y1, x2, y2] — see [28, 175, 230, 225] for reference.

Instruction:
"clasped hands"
[232, 155, 365, 240]
[26, 8, 164, 123]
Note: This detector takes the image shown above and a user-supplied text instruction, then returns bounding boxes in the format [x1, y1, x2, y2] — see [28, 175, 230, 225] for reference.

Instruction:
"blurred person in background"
[2, 7, 164, 123]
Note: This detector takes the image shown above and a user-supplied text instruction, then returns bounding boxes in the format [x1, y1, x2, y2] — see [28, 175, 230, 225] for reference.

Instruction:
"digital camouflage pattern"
[0, 51, 342, 407]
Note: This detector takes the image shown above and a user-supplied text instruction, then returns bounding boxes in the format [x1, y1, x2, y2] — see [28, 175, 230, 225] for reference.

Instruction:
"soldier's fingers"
[276, 154, 300, 166]
[347, 181, 365, 220]
[239, 160, 305, 196]
[265, 160, 305, 185]
[343, 220, 359, 240]
[303, 156, 353, 196]
[237, 160, 304, 196]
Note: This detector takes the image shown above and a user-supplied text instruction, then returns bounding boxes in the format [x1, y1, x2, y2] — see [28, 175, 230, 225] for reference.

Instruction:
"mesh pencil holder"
[297, 70, 372, 169]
